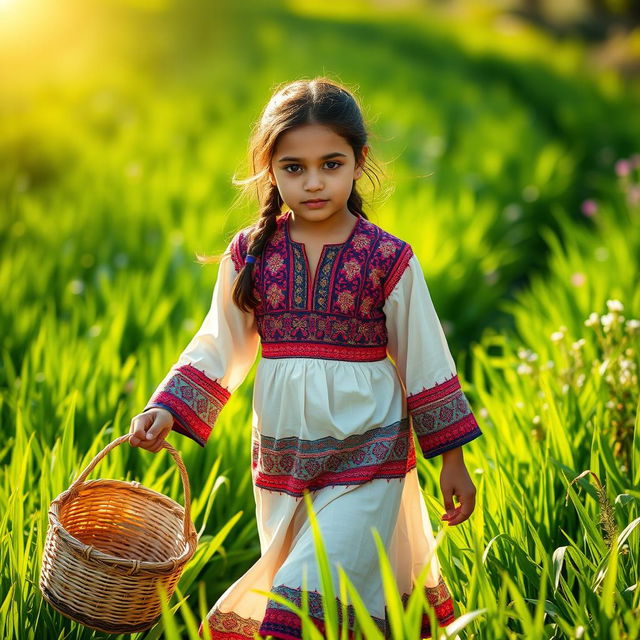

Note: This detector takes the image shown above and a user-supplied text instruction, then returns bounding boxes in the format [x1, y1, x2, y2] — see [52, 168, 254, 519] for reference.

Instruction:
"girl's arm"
[384, 250, 483, 459]
[384, 249, 482, 525]
[141, 234, 260, 447]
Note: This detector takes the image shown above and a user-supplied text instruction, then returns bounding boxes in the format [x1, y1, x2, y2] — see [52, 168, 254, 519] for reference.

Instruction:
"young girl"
[129, 77, 483, 640]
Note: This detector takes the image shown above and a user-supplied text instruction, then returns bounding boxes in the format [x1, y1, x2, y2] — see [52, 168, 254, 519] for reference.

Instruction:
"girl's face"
[268, 123, 368, 223]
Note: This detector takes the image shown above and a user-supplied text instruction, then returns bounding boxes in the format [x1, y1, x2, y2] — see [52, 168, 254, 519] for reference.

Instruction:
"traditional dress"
[143, 210, 483, 639]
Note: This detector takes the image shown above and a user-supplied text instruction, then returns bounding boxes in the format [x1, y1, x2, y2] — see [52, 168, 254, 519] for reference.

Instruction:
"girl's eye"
[284, 161, 343, 174]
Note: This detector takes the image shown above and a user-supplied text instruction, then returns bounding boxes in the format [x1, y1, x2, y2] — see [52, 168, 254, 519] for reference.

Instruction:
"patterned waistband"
[260, 341, 388, 362]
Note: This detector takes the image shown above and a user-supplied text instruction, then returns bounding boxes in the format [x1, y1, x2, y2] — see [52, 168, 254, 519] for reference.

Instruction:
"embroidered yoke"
[144, 210, 483, 639]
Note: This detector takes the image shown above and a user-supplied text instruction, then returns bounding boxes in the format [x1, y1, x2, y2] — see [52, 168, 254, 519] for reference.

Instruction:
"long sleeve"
[384, 251, 483, 459]
[143, 236, 260, 447]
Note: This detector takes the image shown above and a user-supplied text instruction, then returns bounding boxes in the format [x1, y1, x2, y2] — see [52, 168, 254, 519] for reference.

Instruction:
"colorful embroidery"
[228, 211, 414, 362]
[400, 575, 456, 637]
[384, 243, 414, 298]
[313, 245, 341, 311]
[251, 419, 416, 497]
[259, 584, 386, 639]
[261, 342, 388, 361]
[342, 258, 361, 280]
[266, 282, 285, 307]
[257, 577, 455, 639]
[199, 608, 261, 639]
[229, 226, 253, 274]
[336, 290, 355, 313]
[291, 243, 307, 310]
[144, 363, 230, 447]
[257, 312, 388, 361]
[407, 373, 483, 459]
[266, 253, 285, 274]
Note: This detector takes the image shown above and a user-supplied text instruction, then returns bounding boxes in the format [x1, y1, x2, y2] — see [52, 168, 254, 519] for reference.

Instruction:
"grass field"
[2, 0, 639, 638]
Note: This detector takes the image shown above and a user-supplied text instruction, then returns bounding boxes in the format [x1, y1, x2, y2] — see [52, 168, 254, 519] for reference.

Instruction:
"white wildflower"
[601, 313, 614, 327]
[517, 363, 533, 375]
[606, 299, 624, 312]
[550, 331, 564, 342]
[584, 312, 599, 327]
[572, 339, 586, 351]
[532, 415, 541, 425]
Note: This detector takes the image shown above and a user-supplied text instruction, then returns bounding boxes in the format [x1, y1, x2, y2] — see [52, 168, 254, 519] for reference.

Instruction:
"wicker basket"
[39, 433, 199, 634]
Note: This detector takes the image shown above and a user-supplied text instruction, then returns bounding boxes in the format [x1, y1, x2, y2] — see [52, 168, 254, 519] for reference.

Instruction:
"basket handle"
[68, 433, 194, 542]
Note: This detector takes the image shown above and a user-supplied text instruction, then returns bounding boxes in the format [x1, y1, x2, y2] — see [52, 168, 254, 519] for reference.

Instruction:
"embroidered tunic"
[144, 210, 483, 639]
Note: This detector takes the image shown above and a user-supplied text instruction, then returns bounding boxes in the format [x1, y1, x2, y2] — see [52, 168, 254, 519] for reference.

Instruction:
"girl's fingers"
[150, 439, 165, 453]
[130, 413, 152, 446]
[136, 436, 166, 453]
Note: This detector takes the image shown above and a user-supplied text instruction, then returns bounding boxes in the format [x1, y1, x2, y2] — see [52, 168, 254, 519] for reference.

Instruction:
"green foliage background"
[1, 0, 639, 637]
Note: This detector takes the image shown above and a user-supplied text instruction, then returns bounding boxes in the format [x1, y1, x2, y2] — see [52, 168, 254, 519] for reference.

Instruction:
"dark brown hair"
[197, 76, 386, 312]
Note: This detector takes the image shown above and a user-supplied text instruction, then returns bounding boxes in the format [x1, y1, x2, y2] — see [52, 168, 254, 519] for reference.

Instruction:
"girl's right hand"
[129, 408, 174, 453]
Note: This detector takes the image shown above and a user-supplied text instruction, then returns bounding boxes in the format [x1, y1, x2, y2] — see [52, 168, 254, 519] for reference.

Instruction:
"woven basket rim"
[45, 431, 202, 574]
[48, 479, 198, 573]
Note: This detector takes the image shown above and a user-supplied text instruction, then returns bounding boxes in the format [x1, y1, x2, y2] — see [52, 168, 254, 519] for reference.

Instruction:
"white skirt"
[199, 356, 456, 639]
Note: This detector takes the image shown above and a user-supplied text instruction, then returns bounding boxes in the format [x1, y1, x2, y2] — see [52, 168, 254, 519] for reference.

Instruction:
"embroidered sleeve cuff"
[143, 363, 231, 447]
[407, 374, 483, 459]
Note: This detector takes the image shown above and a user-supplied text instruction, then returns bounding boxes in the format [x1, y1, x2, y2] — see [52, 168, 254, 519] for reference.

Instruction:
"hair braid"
[231, 183, 282, 312]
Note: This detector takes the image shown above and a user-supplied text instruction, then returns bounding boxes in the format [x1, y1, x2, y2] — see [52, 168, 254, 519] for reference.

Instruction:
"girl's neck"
[286, 208, 358, 244]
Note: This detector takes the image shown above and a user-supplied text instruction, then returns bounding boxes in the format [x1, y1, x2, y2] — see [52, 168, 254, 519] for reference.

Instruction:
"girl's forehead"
[274, 123, 351, 158]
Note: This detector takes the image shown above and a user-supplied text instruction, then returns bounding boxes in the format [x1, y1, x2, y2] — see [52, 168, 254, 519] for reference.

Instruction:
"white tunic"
[144, 210, 483, 639]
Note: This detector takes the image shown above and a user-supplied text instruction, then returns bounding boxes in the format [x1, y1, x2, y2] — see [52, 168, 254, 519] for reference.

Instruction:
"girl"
[129, 77, 483, 640]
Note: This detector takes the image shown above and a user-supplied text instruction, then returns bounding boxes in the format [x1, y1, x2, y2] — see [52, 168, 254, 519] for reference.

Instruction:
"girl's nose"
[304, 171, 323, 190]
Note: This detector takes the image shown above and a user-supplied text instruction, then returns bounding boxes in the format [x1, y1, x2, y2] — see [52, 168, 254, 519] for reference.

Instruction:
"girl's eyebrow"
[277, 152, 348, 162]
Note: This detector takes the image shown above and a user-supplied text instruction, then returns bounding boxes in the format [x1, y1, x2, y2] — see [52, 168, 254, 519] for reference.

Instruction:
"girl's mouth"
[303, 199, 328, 208]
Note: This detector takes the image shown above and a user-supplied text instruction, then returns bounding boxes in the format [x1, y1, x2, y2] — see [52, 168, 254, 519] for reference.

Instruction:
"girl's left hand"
[439, 460, 477, 526]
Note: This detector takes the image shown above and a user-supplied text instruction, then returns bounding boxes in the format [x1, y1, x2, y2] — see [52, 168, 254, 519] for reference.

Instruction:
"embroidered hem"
[199, 576, 455, 639]
[145, 363, 230, 446]
[407, 373, 483, 459]
[251, 419, 417, 497]
[261, 341, 388, 362]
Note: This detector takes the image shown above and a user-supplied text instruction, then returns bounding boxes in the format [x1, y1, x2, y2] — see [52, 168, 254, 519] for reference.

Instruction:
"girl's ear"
[354, 145, 369, 180]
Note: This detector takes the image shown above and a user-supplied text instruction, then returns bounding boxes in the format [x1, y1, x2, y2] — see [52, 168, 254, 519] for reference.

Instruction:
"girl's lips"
[303, 200, 328, 208]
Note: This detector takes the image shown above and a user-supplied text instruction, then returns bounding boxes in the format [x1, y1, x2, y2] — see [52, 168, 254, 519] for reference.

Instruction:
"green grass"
[1, 0, 640, 638]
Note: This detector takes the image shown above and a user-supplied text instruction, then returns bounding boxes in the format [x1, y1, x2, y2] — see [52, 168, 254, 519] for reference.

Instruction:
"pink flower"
[615, 159, 631, 177]
[627, 184, 640, 207]
[581, 199, 598, 217]
[571, 272, 586, 286]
